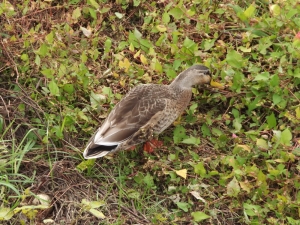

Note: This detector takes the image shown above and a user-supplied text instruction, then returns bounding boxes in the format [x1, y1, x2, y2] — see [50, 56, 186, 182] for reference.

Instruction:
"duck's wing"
[83, 85, 171, 158]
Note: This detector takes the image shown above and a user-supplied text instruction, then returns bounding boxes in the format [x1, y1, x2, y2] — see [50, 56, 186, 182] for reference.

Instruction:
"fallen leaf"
[80, 26, 92, 37]
[210, 80, 224, 89]
[119, 58, 130, 72]
[190, 191, 206, 203]
[175, 169, 187, 179]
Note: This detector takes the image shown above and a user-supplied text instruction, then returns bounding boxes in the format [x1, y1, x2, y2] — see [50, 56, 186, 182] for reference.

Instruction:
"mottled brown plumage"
[83, 65, 211, 159]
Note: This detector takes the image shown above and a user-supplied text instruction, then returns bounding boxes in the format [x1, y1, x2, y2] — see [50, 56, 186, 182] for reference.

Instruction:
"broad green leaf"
[104, 38, 112, 53]
[78, 111, 89, 122]
[88, 0, 100, 9]
[128, 189, 141, 199]
[72, 7, 81, 19]
[63, 84, 75, 94]
[176, 202, 189, 212]
[89, 209, 105, 219]
[35, 55, 40, 66]
[134, 28, 142, 39]
[115, 12, 123, 19]
[183, 37, 196, 49]
[296, 107, 300, 119]
[233, 118, 242, 132]
[46, 31, 54, 43]
[162, 12, 170, 24]
[133, 0, 140, 6]
[182, 136, 200, 145]
[156, 25, 167, 32]
[99, 7, 110, 14]
[0, 207, 14, 220]
[256, 138, 268, 149]
[270, 74, 279, 86]
[38, 43, 48, 57]
[202, 39, 215, 51]
[143, 173, 154, 188]
[90, 91, 106, 108]
[173, 125, 187, 144]
[226, 50, 245, 68]
[21, 54, 28, 61]
[272, 94, 282, 105]
[244, 4, 256, 19]
[201, 124, 211, 137]
[191, 211, 210, 222]
[89, 8, 97, 19]
[266, 113, 276, 128]
[169, 7, 183, 20]
[227, 176, 240, 197]
[76, 159, 95, 171]
[280, 128, 292, 146]
[270, 4, 281, 16]
[48, 80, 60, 96]
[254, 72, 269, 81]
[193, 162, 206, 177]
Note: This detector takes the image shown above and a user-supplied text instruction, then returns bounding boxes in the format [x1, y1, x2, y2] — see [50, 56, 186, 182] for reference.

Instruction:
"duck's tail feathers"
[83, 143, 117, 159]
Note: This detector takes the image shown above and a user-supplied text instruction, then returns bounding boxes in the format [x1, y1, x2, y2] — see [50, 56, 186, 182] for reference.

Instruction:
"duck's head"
[170, 65, 211, 89]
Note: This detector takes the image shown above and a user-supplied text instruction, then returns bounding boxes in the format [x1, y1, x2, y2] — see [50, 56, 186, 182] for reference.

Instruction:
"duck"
[83, 65, 211, 159]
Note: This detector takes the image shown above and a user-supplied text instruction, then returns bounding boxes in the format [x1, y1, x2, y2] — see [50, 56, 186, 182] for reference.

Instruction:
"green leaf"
[270, 74, 279, 86]
[226, 50, 245, 68]
[88, 0, 100, 9]
[280, 128, 292, 146]
[270, 4, 281, 16]
[254, 72, 269, 81]
[162, 12, 170, 24]
[233, 118, 242, 132]
[244, 4, 256, 19]
[38, 43, 48, 57]
[183, 37, 196, 49]
[134, 28, 142, 40]
[48, 80, 60, 96]
[127, 189, 141, 199]
[256, 138, 268, 149]
[193, 162, 206, 177]
[202, 39, 215, 51]
[266, 113, 276, 128]
[99, 7, 110, 14]
[173, 125, 187, 144]
[133, 0, 141, 6]
[182, 136, 200, 145]
[89, 209, 105, 219]
[63, 84, 75, 94]
[76, 159, 95, 171]
[90, 91, 106, 108]
[0, 207, 14, 220]
[227, 176, 240, 197]
[169, 7, 183, 19]
[89, 8, 97, 19]
[115, 12, 124, 19]
[46, 31, 54, 43]
[296, 107, 300, 119]
[272, 94, 282, 105]
[72, 7, 81, 19]
[191, 211, 210, 222]
[176, 202, 189, 212]
[143, 173, 155, 188]
[104, 38, 112, 53]
[156, 25, 167, 32]
[21, 53, 28, 61]
[201, 124, 211, 137]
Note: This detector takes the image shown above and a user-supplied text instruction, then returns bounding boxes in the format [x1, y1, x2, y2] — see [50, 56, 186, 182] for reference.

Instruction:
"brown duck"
[83, 65, 211, 159]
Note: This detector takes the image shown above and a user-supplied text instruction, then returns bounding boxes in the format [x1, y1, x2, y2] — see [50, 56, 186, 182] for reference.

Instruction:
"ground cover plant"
[0, 0, 300, 224]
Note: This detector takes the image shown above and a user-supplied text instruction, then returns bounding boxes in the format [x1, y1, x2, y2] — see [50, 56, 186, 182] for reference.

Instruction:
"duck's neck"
[169, 75, 193, 90]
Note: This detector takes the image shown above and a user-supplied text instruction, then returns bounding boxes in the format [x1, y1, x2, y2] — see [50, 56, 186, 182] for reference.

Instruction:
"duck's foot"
[143, 139, 163, 153]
